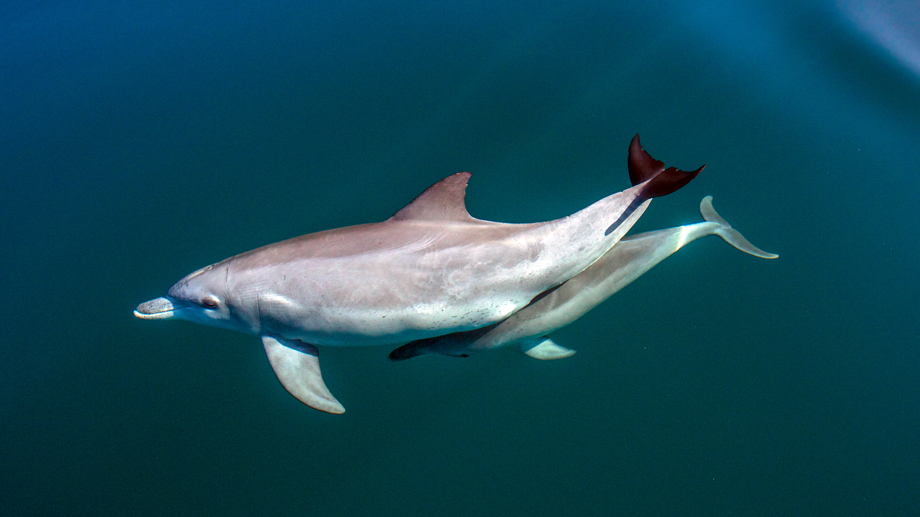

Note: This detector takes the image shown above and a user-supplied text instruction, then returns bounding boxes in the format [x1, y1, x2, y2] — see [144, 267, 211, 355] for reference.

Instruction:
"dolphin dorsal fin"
[388, 172, 475, 222]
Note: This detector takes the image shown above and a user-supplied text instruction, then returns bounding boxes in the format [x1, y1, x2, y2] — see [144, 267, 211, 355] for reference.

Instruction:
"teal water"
[2, 0, 919, 514]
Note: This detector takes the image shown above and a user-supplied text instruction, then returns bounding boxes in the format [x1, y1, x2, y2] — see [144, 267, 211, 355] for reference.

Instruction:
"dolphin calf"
[135, 135, 700, 413]
[389, 196, 777, 361]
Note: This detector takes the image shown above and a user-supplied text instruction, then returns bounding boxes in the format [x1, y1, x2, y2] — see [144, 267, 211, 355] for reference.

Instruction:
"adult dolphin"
[389, 196, 777, 361]
[135, 135, 701, 413]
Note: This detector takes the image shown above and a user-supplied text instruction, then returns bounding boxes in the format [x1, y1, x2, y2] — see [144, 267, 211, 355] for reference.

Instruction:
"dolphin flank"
[389, 196, 777, 362]
[135, 135, 701, 413]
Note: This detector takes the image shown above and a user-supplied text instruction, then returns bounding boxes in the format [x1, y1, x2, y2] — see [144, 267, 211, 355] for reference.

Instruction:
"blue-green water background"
[2, 0, 919, 514]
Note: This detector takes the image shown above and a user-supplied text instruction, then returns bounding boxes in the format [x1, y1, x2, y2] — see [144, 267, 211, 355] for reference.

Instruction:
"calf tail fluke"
[701, 196, 778, 259]
[628, 134, 705, 198]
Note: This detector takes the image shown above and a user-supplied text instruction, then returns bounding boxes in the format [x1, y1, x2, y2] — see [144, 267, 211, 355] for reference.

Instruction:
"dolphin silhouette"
[135, 135, 700, 413]
[389, 196, 777, 362]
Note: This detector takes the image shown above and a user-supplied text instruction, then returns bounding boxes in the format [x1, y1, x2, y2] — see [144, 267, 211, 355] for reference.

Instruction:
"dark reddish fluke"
[628, 134, 705, 198]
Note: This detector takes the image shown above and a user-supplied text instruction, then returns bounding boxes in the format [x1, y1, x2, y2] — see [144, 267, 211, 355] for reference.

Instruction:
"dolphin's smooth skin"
[135, 135, 701, 413]
[389, 196, 777, 362]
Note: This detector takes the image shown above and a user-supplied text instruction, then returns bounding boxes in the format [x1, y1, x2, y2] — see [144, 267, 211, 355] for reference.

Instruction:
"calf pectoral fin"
[518, 338, 576, 360]
[262, 335, 345, 414]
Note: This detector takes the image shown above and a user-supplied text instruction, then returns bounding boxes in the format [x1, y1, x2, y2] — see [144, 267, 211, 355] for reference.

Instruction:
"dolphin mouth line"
[133, 309, 174, 319]
[134, 297, 180, 319]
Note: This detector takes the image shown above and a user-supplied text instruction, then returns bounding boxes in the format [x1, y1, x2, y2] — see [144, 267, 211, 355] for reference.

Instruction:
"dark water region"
[2, 0, 918, 515]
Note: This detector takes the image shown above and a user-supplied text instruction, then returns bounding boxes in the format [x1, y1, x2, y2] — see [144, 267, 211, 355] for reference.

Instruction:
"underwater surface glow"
[838, 0, 920, 80]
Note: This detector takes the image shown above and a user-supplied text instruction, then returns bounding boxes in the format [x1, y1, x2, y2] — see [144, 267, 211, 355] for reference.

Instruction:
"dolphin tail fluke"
[700, 196, 778, 259]
[262, 335, 345, 414]
[519, 338, 576, 360]
[628, 134, 704, 198]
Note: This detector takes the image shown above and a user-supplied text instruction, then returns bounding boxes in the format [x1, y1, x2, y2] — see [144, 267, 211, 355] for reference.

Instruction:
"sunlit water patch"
[838, 0, 920, 80]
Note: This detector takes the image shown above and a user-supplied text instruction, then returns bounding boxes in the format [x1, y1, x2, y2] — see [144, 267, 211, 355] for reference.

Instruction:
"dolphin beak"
[134, 297, 180, 319]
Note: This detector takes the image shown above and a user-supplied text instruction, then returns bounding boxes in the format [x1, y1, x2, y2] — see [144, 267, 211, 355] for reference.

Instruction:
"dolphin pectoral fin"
[261, 335, 345, 414]
[519, 338, 576, 360]
[389, 324, 502, 361]
[388, 340, 431, 361]
[388, 338, 470, 361]
[700, 196, 779, 259]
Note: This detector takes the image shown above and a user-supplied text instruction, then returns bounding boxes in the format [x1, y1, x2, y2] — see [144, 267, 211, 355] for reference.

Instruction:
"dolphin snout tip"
[134, 297, 177, 320]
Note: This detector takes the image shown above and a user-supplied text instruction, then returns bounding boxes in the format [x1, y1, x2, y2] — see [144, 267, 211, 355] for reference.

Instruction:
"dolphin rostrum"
[389, 196, 777, 362]
[135, 135, 701, 413]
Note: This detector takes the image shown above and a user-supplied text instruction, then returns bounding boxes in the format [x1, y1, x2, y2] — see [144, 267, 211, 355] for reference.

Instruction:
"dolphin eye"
[201, 297, 220, 309]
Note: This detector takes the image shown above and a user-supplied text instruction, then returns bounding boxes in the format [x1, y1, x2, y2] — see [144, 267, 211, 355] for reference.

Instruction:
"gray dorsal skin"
[388, 196, 777, 361]
[134, 135, 700, 413]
